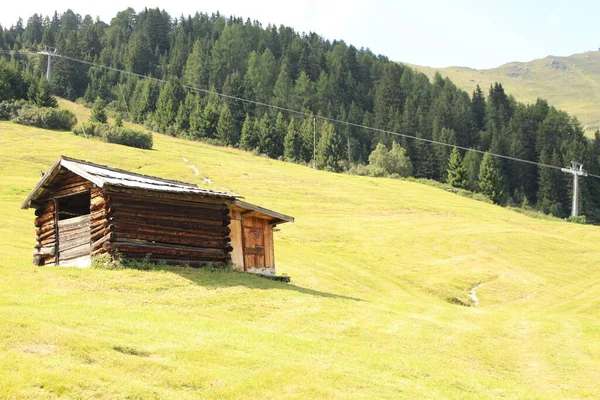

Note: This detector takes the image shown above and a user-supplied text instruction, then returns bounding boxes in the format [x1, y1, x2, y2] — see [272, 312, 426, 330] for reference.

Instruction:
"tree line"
[2, 8, 600, 221]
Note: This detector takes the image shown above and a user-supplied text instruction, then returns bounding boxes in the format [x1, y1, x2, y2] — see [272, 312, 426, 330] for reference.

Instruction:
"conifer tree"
[299, 116, 316, 163]
[316, 122, 344, 171]
[90, 97, 108, 123]
[257, 112, 275, 156]
[35, 76, 58, 108]
[463, 150, 481, 191]
[284, 118, 302, 162]
[479, 152, 504, 203]
[216, 104, 238, 146]
[446, 147, 469, 189]
[239, 114, 259, 151]
[472, 85, 486, 131]
[188, 98, 204, 139]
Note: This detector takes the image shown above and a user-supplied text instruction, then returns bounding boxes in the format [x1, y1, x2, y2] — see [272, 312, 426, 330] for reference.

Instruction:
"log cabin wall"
[33, 171, 95, 266]
[102, 190, 233, 267]
[33, 200, 57, 266]
[90, 187, 111, 258]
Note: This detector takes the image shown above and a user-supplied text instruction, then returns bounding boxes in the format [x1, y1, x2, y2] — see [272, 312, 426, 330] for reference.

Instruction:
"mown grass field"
[1, 108, 599, 398]
[409, 51, 600, 135]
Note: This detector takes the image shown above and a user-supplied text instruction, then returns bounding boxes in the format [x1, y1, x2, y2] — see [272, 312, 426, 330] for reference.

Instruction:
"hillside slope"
[409, 51, 600, 133]
[1, 119, 599, 398]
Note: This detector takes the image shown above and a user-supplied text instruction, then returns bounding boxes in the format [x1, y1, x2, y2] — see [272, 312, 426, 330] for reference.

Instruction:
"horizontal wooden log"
[107, 196, 231, 214]
[90, 194, 108, 207]
[111, 212, 230, 232]
[90, 218, 110, 230]
[53, 173, 85, 186]
[105, 189, 231, 208]
[59, 243, 91, 260]
[114, 231, 229, 249]
[110, 239, 226, 253]
[109, 203, 229, 222]
[90, 222, 111, 236]
[42, 256, 56, 266]
[33, 246, 56, 257]
[35, 213, 55, 227]
[106, 241, 227, 259]
[52, 182, 93, 197]
[89, 209, 107, 221]
[50, 179, 90, 192]
[58, 238, 90, 256]
[112, 221, 230, 239]
[58, 226, 90, 242]
[90, 247, 108, 258]
[109, 209, 228, 227]
[38, 228, 56, 242]
[91, 225, 113, 242]
[38, 237, 56, 246]
[34, 202, 55, 217]
[57, 214, 91, 229]
[91, 232, 115, 251]
[36, 222, 56, 235]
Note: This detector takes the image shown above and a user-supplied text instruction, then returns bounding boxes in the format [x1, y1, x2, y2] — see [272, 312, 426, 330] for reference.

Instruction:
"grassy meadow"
[409, 51, 600, 135]
[1, 106, 599, 398]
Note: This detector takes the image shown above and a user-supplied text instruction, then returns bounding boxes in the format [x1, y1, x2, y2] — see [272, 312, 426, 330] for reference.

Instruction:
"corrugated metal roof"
[21, 156, 240, 209]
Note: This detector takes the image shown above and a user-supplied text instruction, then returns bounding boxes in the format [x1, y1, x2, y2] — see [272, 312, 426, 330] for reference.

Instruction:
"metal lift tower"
[37, 46, 57, 81]
[561, 161, 588, 217]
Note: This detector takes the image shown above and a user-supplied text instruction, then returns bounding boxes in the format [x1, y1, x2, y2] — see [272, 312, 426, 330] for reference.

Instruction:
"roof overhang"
[20, 157, 104, 209]
[230, 199, 294, 225]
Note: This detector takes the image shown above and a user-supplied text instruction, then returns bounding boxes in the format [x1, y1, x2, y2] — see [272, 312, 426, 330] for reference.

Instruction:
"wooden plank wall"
[102, 191, 233, 267]
[229, 213, 244, 271]
[58, 214, 91, 266]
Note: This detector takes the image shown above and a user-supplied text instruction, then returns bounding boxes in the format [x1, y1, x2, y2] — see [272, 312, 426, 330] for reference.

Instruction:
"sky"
[1, 0, 599, 69]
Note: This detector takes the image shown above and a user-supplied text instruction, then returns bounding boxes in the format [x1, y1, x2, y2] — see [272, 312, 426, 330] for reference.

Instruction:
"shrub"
[105, 128, 153, 149]
[13, 106, 77, 130]
[567, 215, 586, 224]
[73, 122, 153, 150]
[0, 100, 26, 120]
[91, 253, 123, 270]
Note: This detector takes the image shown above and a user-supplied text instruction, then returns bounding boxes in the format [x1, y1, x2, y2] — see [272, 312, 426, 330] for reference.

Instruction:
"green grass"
[408, 51, 600, 135]
[1, 111, 600, 398]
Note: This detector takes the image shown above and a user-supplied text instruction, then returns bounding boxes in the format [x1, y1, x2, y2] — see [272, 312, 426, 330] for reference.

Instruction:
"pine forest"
[2, 8, 600, 221]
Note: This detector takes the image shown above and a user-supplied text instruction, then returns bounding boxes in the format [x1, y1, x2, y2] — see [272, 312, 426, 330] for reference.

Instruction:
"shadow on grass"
[127, 263, 364, 302]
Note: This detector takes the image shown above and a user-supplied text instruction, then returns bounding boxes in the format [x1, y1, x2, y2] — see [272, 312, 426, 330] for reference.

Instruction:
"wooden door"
[242, 216, 266, 269]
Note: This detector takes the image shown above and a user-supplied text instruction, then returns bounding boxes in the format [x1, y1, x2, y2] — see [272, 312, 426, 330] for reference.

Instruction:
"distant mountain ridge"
[407, 51, 600, 133]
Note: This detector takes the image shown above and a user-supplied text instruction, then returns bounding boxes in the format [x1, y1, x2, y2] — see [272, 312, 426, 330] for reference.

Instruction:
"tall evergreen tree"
[479, 152, 504, 203]
[316, 122, 344, 171]
[446, 147, 469, 189]
[239, 114, 259, 151]
[90, 96, 108, 123]
[35, 76, 58, 108]
[284, 118, 302, 162]
[216, 104, 238, 146]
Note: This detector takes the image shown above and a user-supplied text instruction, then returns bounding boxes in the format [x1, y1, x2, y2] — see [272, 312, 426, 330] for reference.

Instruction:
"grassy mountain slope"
[1, 107, 599, 398]
[408, 51, 600, 134]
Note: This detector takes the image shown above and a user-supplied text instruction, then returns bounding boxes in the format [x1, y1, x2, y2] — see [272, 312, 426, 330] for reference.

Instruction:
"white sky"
[2, 0, 599, 69]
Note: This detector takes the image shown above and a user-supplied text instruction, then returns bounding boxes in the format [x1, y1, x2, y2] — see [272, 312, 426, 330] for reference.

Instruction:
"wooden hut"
[21, 157, 293, 275]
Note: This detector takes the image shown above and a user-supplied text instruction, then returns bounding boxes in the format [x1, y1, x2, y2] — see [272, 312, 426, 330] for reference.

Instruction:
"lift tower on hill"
[561, 161, 588, 217]
[37, 46, 57, 81]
